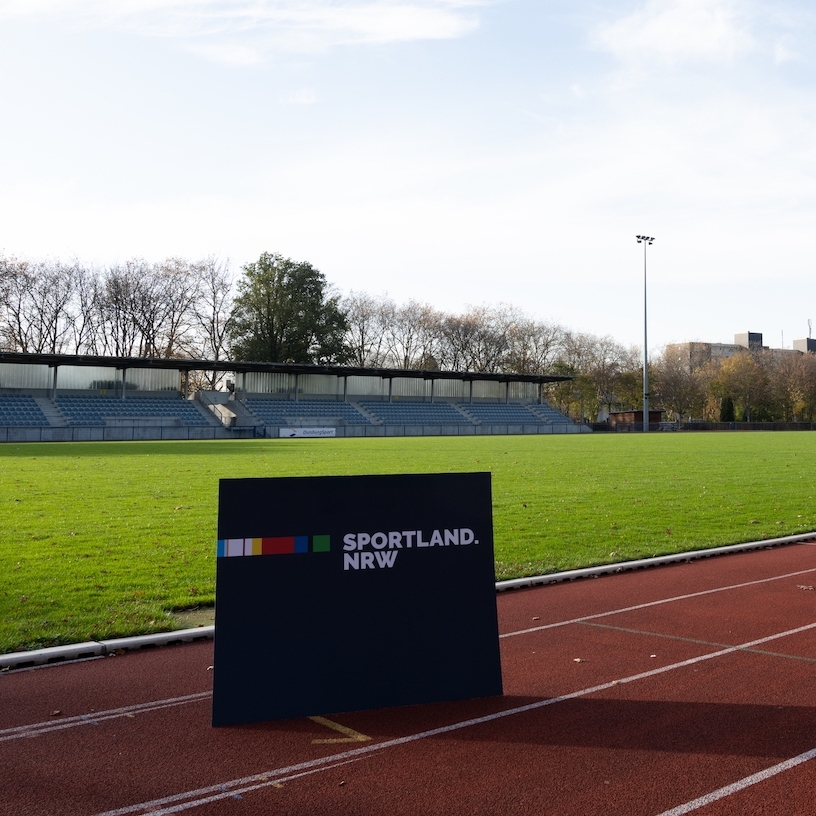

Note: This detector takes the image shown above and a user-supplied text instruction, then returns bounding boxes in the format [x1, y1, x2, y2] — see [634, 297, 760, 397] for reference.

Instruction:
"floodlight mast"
[636, 235, 655, 432]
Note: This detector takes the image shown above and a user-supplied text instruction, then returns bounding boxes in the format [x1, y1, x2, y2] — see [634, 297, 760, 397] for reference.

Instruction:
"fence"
[592, 421, 816, 433]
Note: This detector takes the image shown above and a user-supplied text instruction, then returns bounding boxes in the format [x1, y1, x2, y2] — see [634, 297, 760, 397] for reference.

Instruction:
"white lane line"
[501, 566, 816, 639]
[0, 692, 211, 742]
[655, 747, 816, 815]
[93, 620, 816, 816]
[135, 759, 363, 816]
[579, 621, 816, 663]
[9, 568, 816, 743]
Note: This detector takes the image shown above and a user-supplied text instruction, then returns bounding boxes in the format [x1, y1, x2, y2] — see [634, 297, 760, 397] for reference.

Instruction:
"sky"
[1, 0, 815, 353]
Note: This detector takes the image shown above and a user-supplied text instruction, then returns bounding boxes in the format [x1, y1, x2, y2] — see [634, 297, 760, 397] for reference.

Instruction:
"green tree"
[714, 352, 768, 422]
[719, 395, 735, 422]
[228, 253, 350, 364]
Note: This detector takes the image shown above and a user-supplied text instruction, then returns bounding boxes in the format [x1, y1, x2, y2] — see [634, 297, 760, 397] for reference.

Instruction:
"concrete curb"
[2, 532, 814, 671]
[0, 627, 215, 671]
[494, 531, 816, 591]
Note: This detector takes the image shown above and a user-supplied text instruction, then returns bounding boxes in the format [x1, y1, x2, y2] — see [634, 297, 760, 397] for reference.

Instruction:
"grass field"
[2, 432, 815, 654]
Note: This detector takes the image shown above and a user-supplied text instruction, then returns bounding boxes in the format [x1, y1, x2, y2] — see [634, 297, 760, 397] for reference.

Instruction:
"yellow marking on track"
[309, 716, 371, 744]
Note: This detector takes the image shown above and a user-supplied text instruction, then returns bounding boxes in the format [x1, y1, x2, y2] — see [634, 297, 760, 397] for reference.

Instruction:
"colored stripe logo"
[217, 535, 330, 557]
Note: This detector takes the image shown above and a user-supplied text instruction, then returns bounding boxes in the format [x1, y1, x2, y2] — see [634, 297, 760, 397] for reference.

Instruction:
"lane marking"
[92, 620, 816, 816]
[0, 692, 211, 742]
[7, 564, 816, 742]
[107, 759, 361, 816]
[8, 567, 816, 743]
[655, 747, 816, 815]
[501, 566, 816, 639]
[580, 621, 816, 663]
[309, 716, 371, 744]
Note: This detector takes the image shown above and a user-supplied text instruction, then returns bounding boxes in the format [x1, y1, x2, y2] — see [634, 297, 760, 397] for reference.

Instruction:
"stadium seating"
[0, 394, 50, 426]
[461, 403, 547, 424]
[360, 401, 472, 425]
[54, 395, 210, 426]
[528, 403, 572, 423]
[463, 402, 572, 424]
[245, 398, 371, 426]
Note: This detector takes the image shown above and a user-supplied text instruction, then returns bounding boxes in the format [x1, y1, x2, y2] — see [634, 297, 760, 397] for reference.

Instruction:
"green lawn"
[2, 433, 815, 653]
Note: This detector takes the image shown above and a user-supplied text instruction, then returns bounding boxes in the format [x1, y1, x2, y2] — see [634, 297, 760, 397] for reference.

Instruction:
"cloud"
[0, 1, 483, 59]
[594, 0, 754, 66]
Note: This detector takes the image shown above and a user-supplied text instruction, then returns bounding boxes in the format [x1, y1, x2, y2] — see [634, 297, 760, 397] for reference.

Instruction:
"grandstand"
[245, 398, 370, 427]
[55, 395, 210, 427]
[462, 402, 563, 425]
[360, 400, 472, 426]
[0, 351, 584, 442]
[0, 394, 50, 427]
[529, 403, 573, 423]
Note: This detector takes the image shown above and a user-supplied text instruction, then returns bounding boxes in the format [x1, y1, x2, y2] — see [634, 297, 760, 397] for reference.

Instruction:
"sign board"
[278, 427, 336, 438]
[212, 472, 502, 727]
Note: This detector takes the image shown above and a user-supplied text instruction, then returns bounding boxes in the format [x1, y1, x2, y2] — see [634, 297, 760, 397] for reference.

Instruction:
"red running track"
[4, 542, 816, 816]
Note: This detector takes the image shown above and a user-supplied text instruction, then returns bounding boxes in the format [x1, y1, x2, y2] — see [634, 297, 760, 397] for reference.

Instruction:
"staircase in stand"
[33, 396, 68, 427]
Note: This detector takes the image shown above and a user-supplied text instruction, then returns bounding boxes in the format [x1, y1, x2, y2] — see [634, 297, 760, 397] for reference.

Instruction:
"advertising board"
[213, 472, 502, 726]
[278, 428, 336, 438]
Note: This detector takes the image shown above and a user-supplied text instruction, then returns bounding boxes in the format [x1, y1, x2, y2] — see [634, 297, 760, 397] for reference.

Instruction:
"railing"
[681, 421, 816, 432]
[592, 421, 816, 433]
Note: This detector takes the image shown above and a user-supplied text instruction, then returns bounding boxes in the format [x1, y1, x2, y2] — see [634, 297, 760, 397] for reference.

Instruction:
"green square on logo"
[312, 535, 330, 553]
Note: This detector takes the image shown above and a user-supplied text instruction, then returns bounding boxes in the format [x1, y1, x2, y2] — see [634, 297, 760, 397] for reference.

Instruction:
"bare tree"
[437, 305, 532, 373]
[69, 264, 105, 355]
[460, 305, 513, 373]
[97, 260, 150, 356]
[652, 345, 707, 421]
[0, 257, 73, 353]
[798, 353, 816, 421]
[546, 332, 640, 420]
[769, 353, 803, 421]
[588, 338, 637, 419]
[190, 258, 234, 388]
[342, 291, 392, 368]
[0, 255, 36, 352]
[35, 261, 78, 354]
[505, 316, 565, 375]
[153, 258, 203, 358]
[383, 301, 442, 369]
[437, 311, 479, 371]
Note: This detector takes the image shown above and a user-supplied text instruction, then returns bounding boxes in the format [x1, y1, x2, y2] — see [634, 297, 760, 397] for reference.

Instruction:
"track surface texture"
[4, 543, 816, 816]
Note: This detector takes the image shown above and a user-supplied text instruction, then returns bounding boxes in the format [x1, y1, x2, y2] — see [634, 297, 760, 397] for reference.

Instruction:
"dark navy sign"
[212, 472, 502, 727]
